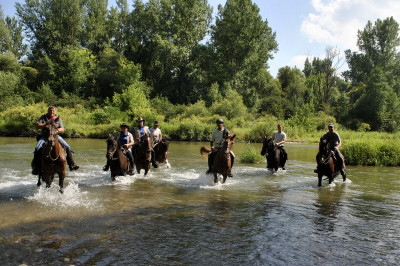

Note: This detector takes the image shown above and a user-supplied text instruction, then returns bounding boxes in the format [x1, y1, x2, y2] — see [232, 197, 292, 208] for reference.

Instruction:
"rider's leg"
[32, 138, 45, 175]
[127, 150, 135, 175]
[207, 151, 216, 174]
[336, 150, 346, 176]
[58, 136, 79, 171]
[280, 146, 288, 169]
[151, 149, 158, 168]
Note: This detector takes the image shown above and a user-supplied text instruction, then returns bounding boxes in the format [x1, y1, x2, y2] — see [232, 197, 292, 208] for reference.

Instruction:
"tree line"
[1, 0, 400, 134]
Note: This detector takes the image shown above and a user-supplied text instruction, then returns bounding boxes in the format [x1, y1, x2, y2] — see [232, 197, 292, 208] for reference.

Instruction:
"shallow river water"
[0, 137, 399, 265]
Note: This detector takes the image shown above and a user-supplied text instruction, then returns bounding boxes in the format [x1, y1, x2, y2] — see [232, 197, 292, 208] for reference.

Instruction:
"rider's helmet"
[216, 118, 224, 124]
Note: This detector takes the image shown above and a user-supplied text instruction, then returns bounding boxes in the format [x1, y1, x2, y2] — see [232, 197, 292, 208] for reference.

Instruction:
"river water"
[0, 137, 399, 265]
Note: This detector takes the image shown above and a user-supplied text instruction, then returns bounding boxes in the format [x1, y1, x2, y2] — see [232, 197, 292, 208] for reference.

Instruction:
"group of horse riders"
[102, 117, 162, 175]
[31, 106, 346, 179]
[31, 107, 163, 176]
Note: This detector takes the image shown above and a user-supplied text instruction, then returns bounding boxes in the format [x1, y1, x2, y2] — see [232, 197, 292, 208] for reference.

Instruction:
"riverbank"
[1, 103, 400, 166]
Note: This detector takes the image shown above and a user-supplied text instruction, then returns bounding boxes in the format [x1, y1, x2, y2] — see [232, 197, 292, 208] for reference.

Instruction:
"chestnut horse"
[316, 138, 346, 186]
[261, 136, 284, 172]
[134, 134, 151, 175]
[200, 134, 236, 184]
[106, 134, 130, 181]
[153, 137, 171, 168]
[37, 122, 67, 193]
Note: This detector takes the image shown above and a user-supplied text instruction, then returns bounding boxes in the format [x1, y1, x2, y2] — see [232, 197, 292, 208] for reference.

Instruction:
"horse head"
[106, 134, 118, 160]
[224, 134, 236, 153]
[138, 134, 152, 161]
[261, 136, 274, 156]
[319, 137, 332, 164]
[43, 120, 59, 147]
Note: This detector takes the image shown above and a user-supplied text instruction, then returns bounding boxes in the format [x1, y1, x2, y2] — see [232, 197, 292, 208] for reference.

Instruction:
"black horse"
[316, 138, 346, 186]
[261, 136, 286, 173]
[153, 137, 171, 168]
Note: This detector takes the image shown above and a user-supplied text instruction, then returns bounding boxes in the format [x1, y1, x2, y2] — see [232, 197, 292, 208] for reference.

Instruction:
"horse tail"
[200, 146, 211, 160]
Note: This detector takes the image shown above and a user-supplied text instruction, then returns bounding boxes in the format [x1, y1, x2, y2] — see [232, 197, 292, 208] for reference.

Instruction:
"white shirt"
[149, 127, 161, 143]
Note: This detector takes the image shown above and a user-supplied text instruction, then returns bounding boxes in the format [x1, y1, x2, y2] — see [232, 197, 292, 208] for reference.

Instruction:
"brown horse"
[37, 122, 67, 193]
[134, 134, 151, 175]
[106, 134, 131, 181]
[261, 136, 284, 172]
[200, 134, 236, 184]
[153, 137, 171, 168]
[316, 138, 346, 186]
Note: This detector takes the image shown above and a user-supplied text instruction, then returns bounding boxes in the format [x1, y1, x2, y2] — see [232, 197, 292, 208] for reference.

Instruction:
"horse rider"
[103, 123, 134, 175]
[314, 123, 346, 176]
[149, 121, 163, 168]
[31, 106, 79, 175]
[272, 124, 288, 170]
[206, 118, 234, 176]
[132, 117, 158, 168]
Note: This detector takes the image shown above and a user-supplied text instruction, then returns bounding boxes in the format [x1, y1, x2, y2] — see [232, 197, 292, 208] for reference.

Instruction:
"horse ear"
[232, 134, 236, 139]
[108, 133, 112, 138]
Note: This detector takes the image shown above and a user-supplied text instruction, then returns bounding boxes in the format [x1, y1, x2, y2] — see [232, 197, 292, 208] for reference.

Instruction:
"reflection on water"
[0, 137, 399, 265]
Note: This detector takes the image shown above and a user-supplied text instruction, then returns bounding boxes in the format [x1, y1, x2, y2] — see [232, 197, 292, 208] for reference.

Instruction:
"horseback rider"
[315, 123, 346, 176]
[132, 117, 158, 168]
[206, 118, 234, 176]
[149, 121, 163, 168]
[31, 106, 79, 175]
[103, 123, 134, 175]
[272, 124, 288, 170]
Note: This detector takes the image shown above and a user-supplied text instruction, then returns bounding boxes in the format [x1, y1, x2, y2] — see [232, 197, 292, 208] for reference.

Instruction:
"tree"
[277, 66, 307, 118]
[127, 0, 213, 104]
[16, 0, 82, 61]
[210, 0, 278, 108]
[344, 17, 400, 131]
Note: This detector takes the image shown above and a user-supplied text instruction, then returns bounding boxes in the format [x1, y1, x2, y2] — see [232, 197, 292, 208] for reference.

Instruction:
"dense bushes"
[342, 142, 400, 166]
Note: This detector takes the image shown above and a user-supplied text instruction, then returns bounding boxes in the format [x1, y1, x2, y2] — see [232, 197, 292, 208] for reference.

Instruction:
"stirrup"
[103, 165, 109, 171]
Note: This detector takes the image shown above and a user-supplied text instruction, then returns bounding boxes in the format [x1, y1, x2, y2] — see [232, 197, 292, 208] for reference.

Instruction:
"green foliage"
[342, 142, 400, 166]
[239, 144, 265, 163]
[210, 89, 248, 119]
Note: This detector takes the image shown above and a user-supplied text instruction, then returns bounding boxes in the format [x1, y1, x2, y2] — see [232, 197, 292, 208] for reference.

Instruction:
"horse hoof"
[37, 182, 41, 187]
[166, 163, 171, 168]
[59, 188, 64, 194]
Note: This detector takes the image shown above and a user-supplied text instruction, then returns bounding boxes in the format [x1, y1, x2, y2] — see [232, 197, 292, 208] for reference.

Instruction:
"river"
[0, 137, 399, 265]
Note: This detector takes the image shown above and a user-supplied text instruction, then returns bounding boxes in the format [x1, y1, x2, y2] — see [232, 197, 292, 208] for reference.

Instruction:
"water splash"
[27, 182, 101, 210]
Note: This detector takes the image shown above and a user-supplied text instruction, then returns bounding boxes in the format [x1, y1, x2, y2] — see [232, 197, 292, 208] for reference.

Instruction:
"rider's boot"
[206, 158, 213, 174]
[103, 159, 110, 171]
[66, 150, 79, 171]
[31, 150, 41, 175]
[151, 150, 158, 168]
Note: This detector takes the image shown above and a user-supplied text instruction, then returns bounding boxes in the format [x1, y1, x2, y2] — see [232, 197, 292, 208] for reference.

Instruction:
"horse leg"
[37, 173, 42, 187]
[222, 174, 227, 184]
[213, 173, 218, 183]
[318, 174, 322, 187]
[58, 170, 65, 194]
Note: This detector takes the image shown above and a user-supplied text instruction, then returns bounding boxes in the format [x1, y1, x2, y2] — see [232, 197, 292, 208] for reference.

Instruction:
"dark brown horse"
[200, 134, 236, 184]
[153, 137, 171, 168]
[316, 138, 346, 186]
[261, 136, 284, 172]
[37, 122, 67, 193]
[134, 134, 151, 175]
[106, 134, 131, 181]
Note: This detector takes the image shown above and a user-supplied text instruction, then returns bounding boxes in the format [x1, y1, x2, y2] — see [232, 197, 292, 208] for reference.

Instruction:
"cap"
[154, 121, 159, 126]
[120, 123, 129, 128]
[328, 123, 334, 128]
[137, 117, 145, 122]
[216, 118, 224, 124]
